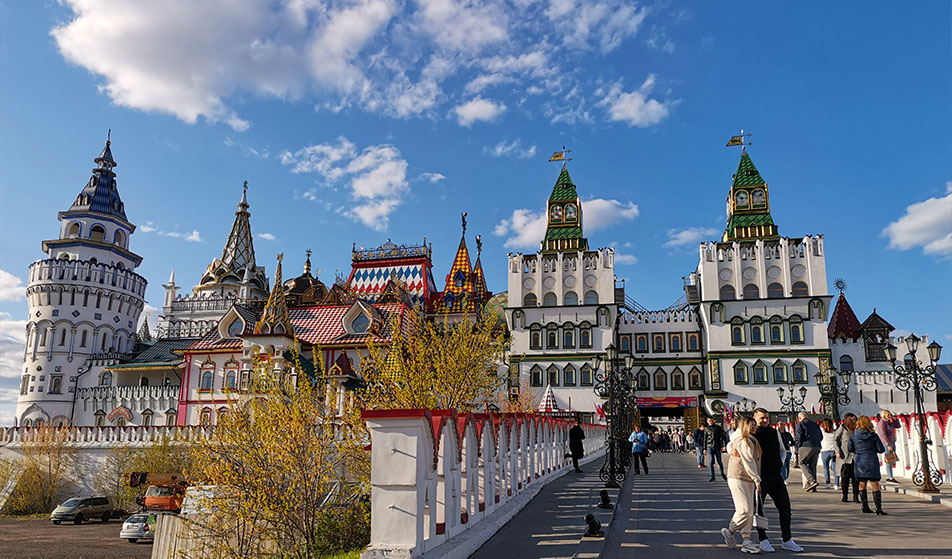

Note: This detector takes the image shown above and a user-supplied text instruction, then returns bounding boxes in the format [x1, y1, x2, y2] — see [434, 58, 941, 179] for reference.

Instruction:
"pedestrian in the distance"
[692, 424, 707, 468]
[720, 416, 763, 554]
[834, 413, 860, 502]
[779, 427, 794, 483]
[819, 418, 839, 489]
[876, 410, 900, 484]
[850, 415, 888, 515]
[751, 408, 805, 553]
[704, 416, 728, 482]
[569, 419, 585, 473]
[794, 412, 822, 492]
[629, 424, 649, 475]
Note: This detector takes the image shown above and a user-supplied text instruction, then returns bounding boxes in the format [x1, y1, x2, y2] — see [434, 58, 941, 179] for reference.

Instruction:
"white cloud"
[664, 226, 719, 248]
[257, 233, 278, 241]
[139, 221, 203, 243]
[881, 182, 952, 257]
[597, 74, 675, 127]
[494, 197, 638, 249]
[615, 253, 637, 265]
[139, 221, 157, 233]
[415, 0, 508, 53]
[546, 0, 647, 53]
[280, 137, 409, 231]
[484, 139, 537, 159]
[418, 172, 446, 183]
[454, 96, 507, 126]
[0, 311, 27, 379]
[0, 269, 25, 302]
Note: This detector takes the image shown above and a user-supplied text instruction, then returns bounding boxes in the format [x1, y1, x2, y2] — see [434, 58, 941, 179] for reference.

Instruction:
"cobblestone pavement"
[0, 516, 153, 559]
[603, 452, 952, 559]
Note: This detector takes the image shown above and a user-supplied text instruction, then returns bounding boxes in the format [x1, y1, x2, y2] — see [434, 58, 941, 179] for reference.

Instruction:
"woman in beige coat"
[721, 416, 763, 554]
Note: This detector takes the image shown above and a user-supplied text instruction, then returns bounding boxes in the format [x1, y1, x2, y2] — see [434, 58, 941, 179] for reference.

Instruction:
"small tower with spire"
[542, 167, 588, 252]
[722, 148, 780, 242]
[435, 213, 491, 316]
[255, 254, 293, 336]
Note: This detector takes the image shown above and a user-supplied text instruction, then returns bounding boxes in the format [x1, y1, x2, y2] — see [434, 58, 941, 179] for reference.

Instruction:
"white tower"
[15, 137, 147, 427]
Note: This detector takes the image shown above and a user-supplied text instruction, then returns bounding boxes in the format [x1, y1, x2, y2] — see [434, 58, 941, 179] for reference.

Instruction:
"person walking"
[720, 416, 763, 554]
[834, 413, 860, 503]
[779, 428, 794, 483]
[705, 416, 728, 481]
[819, 418, 839, 488]
[569, 419, 585, 473]
[876, 410, 900, 484]
[850, 415, 888, 515]
[692, 424, 707, 468]
[794, 412, 822, 492]
[751, 408, 804, 553]
[629, 424, 649, 475]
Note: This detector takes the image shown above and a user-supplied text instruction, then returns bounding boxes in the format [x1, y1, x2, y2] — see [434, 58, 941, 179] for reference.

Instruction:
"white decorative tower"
[16, 136, 147, 427]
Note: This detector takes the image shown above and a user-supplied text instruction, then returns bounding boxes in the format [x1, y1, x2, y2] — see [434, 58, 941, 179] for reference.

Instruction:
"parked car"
[50, 495, 117, 524]
[120, 511, 171, 543]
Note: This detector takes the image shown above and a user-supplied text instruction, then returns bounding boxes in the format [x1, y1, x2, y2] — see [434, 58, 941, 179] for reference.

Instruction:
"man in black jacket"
[703, 416, 727, 481]
[569, 419, 585, 473]
[751, 408, 804, 553]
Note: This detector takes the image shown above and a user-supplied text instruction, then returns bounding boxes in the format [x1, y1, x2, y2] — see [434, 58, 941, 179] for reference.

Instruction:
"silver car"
[50, 495, 114, 524]
[120, 511, 167, 543]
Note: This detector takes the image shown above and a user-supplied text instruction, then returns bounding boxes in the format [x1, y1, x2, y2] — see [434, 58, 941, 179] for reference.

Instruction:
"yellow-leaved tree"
[359, 310, 508, 412]
[4, 427, 77, 514]
[185, 347, 369, 559]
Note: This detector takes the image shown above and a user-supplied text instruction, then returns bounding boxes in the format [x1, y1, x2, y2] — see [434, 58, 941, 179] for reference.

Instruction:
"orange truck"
[129, 472, 188, 512]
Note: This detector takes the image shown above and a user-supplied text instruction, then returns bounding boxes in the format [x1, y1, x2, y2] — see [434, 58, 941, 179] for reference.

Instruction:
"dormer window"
[227, 319, 244, 338]
[454, 271, 465, 288]
[352, 314, 369, 333]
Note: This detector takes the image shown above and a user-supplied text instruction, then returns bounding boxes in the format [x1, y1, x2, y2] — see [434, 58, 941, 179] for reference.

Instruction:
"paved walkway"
[603, 451, 952, 559]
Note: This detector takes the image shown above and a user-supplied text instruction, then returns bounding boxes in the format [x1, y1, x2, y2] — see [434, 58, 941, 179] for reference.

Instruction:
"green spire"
[732, 150, 766, 187]
[542, 167, 588, 252]
[723, 149, 779, 242]
[550, 168, 579, 201]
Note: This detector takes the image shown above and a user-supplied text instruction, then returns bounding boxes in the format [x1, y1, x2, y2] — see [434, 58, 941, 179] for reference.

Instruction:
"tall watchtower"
[16, 137, 147, 427]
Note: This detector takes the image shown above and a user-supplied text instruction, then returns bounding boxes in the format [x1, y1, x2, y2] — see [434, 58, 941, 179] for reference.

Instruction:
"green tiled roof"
[732, 150, 766, 187]
[549, 168, 578, 201]
[727, 213, 775, 228]
[544, 226, 584, 240]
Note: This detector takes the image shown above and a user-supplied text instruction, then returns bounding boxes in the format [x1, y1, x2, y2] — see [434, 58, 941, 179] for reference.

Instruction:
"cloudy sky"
[0, 1, 949, 424]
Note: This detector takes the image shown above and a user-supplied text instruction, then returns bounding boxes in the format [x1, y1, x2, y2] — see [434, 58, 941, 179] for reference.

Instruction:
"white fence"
[361, 409, 605, 559]
[0, 425, 210, 449]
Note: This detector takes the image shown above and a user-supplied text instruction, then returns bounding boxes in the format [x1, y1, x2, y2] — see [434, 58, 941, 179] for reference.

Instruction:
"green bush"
[311, 501, 370, 558]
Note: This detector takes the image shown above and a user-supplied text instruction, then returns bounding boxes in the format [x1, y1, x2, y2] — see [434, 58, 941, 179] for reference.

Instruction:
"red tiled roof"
[828, 293, 861, 340]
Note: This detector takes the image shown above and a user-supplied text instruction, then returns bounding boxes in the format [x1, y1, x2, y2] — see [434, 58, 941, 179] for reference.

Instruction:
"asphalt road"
[0, 516, 154, 559]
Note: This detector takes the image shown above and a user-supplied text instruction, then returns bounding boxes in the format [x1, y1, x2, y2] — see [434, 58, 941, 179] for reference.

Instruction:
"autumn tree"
[496, 373, 544, 414]
[5, 427, 77, 514]
[359, 310, 508, 412]
[92, 434, 193, 511]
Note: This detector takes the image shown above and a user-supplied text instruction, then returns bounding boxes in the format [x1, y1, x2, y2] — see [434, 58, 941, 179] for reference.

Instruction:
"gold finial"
[476, 235, 482, 256]
[277, 252, 283, 262]
[462, 212, 468, 236]
[106, 129, 111, 145]
[304, 249, 312, 275]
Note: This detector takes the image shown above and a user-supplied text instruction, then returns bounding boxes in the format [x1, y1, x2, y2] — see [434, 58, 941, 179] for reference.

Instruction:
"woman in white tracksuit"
[721, 416, 763, 554]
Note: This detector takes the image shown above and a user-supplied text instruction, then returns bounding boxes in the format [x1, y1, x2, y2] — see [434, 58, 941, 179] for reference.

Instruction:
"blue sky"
[0, 1, 949, 424]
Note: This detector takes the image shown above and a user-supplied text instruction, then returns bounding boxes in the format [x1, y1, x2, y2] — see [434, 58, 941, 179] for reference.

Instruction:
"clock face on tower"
[752, 189, 765, 206]
[550, 205, 563, 221]
[735, 190, 749, 208]
[565, 203, 577, 221]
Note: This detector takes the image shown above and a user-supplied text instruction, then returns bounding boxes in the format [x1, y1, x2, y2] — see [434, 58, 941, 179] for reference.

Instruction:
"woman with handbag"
[721, 416, 763, 554]
[849, 416, 888, 515]
[876, 410, 901, 483]
[834, 413, 860, 502]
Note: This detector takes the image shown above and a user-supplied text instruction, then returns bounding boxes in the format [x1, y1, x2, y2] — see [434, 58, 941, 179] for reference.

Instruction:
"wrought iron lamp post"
[592, 345, 635, 488]
[736, 397, 757, 417]
[814, 366, 852, 419]
[884, 335, 943, 493]
[777, 382, 808, 420]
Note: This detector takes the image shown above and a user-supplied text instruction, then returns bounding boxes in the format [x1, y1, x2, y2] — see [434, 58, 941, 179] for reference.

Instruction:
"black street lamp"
[592, 345, 635, 488]
[814, 365, 852, 419]
[883, 334, 943, 493]
[736, 397, 757, 417]
[777, 382, 808, 419]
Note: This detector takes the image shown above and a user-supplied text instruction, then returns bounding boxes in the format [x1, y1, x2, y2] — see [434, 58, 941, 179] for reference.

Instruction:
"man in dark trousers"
[751, 408, 804, 553]
[795, 411, 822, 492]
[569, 419, 585, 473]
[692, 424, 706, 468]
[703, 416, 727, 481]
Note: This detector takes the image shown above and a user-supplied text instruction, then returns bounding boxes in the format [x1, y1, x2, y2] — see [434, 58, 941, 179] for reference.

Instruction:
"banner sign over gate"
[636, 397, 698, 408]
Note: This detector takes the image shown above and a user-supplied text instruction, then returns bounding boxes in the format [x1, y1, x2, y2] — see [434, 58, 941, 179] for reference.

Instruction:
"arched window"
[731, 318, 745, 345]
[547, 365, 560, 386]
[50, 376, 62, 394]
[58, 329, 67, 346]
[94, 413, 105, 427]
[543, 292, 557, 307]
[165, 411, 177, 426]
[564, 291, 578, 306]
[563, 323, 575, 348]
[792, 361, 808, 383]
[791, 281, 809, 297]
[524, 293, 538, 307]
[671, 368, 685, 390]
[750, 317, 764, 344]
[636, 335, 648, 353]
[546, 324, 559, 349]
[669, 335, 681, 352]
[653, 334, 665, 352]
[99, 371, 112, 386]
[688, 367, 703, 390]
[789, 316, 804, 343]
[579, 323, 592, 348]
[753, 361, 767, 383]
[839, 355, 854, 372]
[512, 310, 525, 329]
[352, 314, 369, 333]
[767, 282, 784, 298]
[114, 230, 125, 247]
[80, 330, 88, 347]
[39, 329, 48, 347]
[770, 323, 783, 344]
[454, 271, 465, 288]
[772, 361, 787, 383]
[563, 364, 576, 386]
[637, 368, 650, 390]
[530, 324, 542, 349]
[584, 290, 598, 305]
[743, 284, 760, 299]
[90, 225, 106, 242]
[67, 222, 81, 237]
[733, 362, 748, 384]
[218, 407, 229, 423]
[654, 368, 667, 390]
[580, 364, 594, 386]
[141, 411, 153, 427]
[200, 408, 212, 427]
[200, 368, 214, 391]
[720, 284, 736, 300]
[530, 365, 543, 387]
[225, 369, 237, 391]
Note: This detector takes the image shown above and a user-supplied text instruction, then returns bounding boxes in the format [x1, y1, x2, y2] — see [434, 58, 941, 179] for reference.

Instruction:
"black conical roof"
[68, 140, 127, 221]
